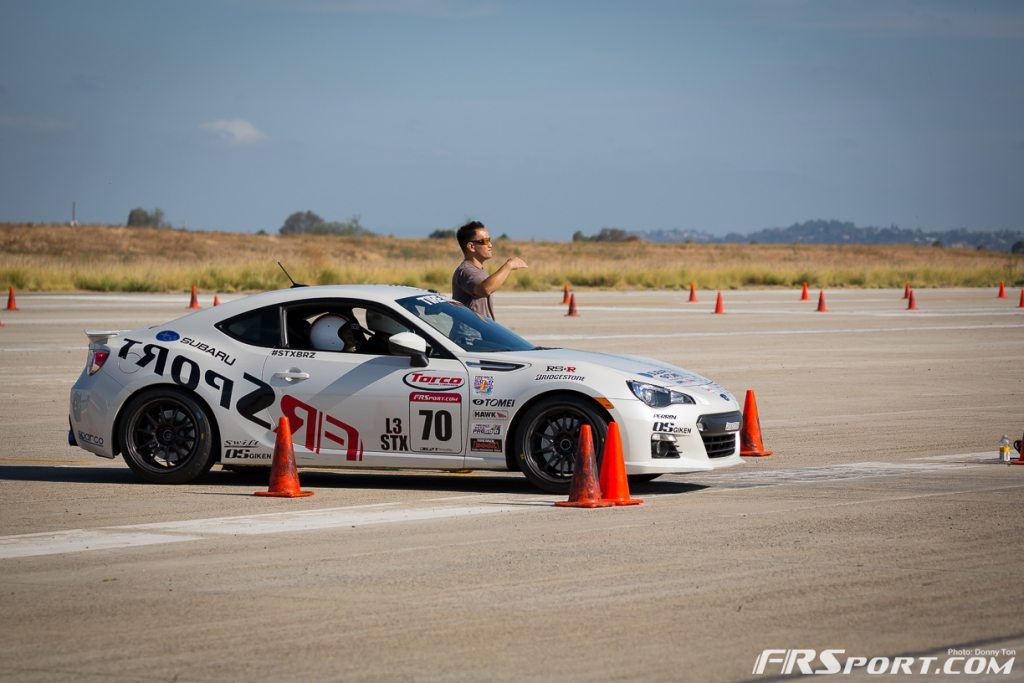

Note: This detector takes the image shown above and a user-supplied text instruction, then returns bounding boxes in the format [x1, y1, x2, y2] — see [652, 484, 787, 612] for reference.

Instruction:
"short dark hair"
[456, 220, 485, 250]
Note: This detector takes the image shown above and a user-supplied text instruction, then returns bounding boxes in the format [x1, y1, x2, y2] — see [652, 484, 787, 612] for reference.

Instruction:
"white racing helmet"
[310, 314, 351, 351]
[366, 310, 407, 336]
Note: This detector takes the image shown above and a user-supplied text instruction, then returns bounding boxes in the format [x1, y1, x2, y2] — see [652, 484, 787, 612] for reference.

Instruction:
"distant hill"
[634, 219, 1024, 252]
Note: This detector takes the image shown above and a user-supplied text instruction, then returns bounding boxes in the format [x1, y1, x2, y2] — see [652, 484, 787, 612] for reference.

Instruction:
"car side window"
[217, 305, 282, 348]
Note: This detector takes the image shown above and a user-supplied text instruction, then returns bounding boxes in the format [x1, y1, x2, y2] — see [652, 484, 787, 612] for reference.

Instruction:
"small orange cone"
[713, 290, 724, 314]
[213, 294, 221, 306]
[6, 287, 18, 311]
[740, 389, 773, 457]
[562, 283, 570, 304]
[903, 282, 910, 299]
[907, 289, 917, 310]
[256, 417, 314, 497]
[1018, 289, 1024, 309]
[816, 290, 829, 312]
[555, 424, 612, 508]
[1013, 433, 1023, 465]
[997, 281, 1006, 298]
[188, 284, 201, 309]
[800, 282, 809, 301]
[565, 292, 579, 317]
[688, 282, 699, 303]
[599, 422, 642, 506]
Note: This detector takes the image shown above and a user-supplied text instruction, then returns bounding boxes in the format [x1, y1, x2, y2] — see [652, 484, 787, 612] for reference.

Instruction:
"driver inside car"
[309, 313, 365, 352]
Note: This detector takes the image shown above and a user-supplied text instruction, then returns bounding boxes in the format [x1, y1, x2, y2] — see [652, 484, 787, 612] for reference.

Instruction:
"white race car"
[69, 285, 742, 493]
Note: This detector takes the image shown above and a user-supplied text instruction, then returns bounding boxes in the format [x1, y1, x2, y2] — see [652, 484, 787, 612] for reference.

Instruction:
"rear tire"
[514, 396, 608, 494]
[119, 388, 216, 484]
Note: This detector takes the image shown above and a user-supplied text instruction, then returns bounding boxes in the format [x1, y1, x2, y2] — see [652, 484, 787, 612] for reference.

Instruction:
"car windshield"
[396, 293, 537, 353]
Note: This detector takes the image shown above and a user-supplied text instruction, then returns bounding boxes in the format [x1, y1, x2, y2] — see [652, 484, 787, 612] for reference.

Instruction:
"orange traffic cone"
[6, 287, 17, 311]
[565, 292, 579, 317]
[1018, 289, 1024, 309]
[740, 389, 773, 457]
[713, 290, 724, 314]
[800, 282, 809, 301]
[1013, 433, 1023, 465]
[997, 281, 1006, 298]
[599, 422, 642, 506]
[555, 424, 612, 508]
[256, 417, 314, 497]
[688, 282, 699, 303]
[213, 294, 221, 306]
[907, 289, 917, 310]
[188, 284, 201, 309]
[816, 290, 829, 312]
[562, 283, 570, 304]
[903, 282, 910, 299]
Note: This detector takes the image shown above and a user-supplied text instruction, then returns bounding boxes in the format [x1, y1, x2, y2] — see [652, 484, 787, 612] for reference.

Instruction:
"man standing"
[452, 220, 528, 319]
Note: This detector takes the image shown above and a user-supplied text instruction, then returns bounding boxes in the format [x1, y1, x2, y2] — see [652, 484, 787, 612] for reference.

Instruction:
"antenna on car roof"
[277, 262, 307, 288]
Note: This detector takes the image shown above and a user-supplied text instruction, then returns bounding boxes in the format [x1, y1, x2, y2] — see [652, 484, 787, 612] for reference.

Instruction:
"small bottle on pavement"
[999, 435, 1011, 463]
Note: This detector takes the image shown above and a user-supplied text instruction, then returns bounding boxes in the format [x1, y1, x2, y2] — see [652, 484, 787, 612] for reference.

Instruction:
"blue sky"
[1, 0, 1021, 239]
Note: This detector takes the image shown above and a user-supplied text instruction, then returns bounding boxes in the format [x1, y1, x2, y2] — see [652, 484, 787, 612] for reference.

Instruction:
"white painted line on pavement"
[0, 502, 529, 560]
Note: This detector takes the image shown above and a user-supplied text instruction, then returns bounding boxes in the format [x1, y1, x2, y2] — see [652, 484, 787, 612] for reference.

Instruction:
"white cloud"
[199, 118, 268, 145]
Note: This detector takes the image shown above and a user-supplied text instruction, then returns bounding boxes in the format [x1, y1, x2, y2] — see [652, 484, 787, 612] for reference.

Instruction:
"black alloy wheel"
[118, 388, 216, 484]
[515, 396, 608, 494]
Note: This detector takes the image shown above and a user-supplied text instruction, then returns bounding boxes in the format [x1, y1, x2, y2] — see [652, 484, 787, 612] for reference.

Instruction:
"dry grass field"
[2, 223, 1020, 293]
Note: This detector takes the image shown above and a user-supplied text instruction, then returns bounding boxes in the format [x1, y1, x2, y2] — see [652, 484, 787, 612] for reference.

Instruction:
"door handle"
[273, 370, 310, 381]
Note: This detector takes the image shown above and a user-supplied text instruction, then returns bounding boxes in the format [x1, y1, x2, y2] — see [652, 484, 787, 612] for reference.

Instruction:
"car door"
[262, 337, 469, 470]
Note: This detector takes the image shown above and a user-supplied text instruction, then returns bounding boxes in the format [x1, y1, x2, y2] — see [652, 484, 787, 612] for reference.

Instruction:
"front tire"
[515, 396, 608, 494]
[118, 388, 216, 484]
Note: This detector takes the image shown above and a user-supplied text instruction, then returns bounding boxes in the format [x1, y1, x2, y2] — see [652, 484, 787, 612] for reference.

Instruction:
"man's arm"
[474, 257, 528, 297]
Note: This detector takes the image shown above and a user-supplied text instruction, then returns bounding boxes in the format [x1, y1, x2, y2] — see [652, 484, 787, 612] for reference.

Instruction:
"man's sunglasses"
[469, 238, 492, 246]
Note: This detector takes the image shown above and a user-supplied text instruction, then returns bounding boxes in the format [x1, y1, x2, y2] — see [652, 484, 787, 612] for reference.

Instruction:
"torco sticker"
[403, 371, 465, 392]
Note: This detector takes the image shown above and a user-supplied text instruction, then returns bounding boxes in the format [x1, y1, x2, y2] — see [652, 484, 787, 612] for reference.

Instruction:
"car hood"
[489, 347, 726, 393]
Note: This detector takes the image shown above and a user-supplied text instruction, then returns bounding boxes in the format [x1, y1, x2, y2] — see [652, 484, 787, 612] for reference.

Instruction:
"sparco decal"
[180, 337, 236, 366]
[77, 431, 104, 446]
[403, 371, 465, 391]
[118, 338, 273, 427]
[281, 394, 364, 461]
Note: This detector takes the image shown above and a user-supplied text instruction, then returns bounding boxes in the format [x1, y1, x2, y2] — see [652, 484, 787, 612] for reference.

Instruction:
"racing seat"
[286, 316, 312, 349]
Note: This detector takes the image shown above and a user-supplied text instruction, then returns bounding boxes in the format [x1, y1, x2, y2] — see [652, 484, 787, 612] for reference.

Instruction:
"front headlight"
[627, 380, 696, 408]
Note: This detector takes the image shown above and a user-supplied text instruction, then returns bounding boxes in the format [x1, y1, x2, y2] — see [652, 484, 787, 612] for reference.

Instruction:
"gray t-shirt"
[452, 260, 495, 319]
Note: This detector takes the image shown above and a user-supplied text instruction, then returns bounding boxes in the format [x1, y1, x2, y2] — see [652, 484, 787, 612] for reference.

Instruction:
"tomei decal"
[473, 398, 515, 407]
[117, 338, 272, 427]
[156, 330, 180, 342]
[473, 375, 494, 395]
[281, 394, 364, 461]
[180, 337, 236, 366]
[403, 371, 465, 392]
[470, 438, 502, 453]
[409, 392, 462, 453]
[380, 417, 409, 451]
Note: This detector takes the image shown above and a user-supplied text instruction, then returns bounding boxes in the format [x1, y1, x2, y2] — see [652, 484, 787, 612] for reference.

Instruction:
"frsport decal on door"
[409, 392, 462, 454]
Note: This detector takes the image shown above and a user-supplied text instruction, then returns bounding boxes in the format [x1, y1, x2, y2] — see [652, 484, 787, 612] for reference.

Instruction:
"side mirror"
[388, 332, 429, 367]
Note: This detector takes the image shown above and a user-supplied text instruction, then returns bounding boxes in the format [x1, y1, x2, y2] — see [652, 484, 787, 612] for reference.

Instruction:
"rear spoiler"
[84, 330, 124, 346]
